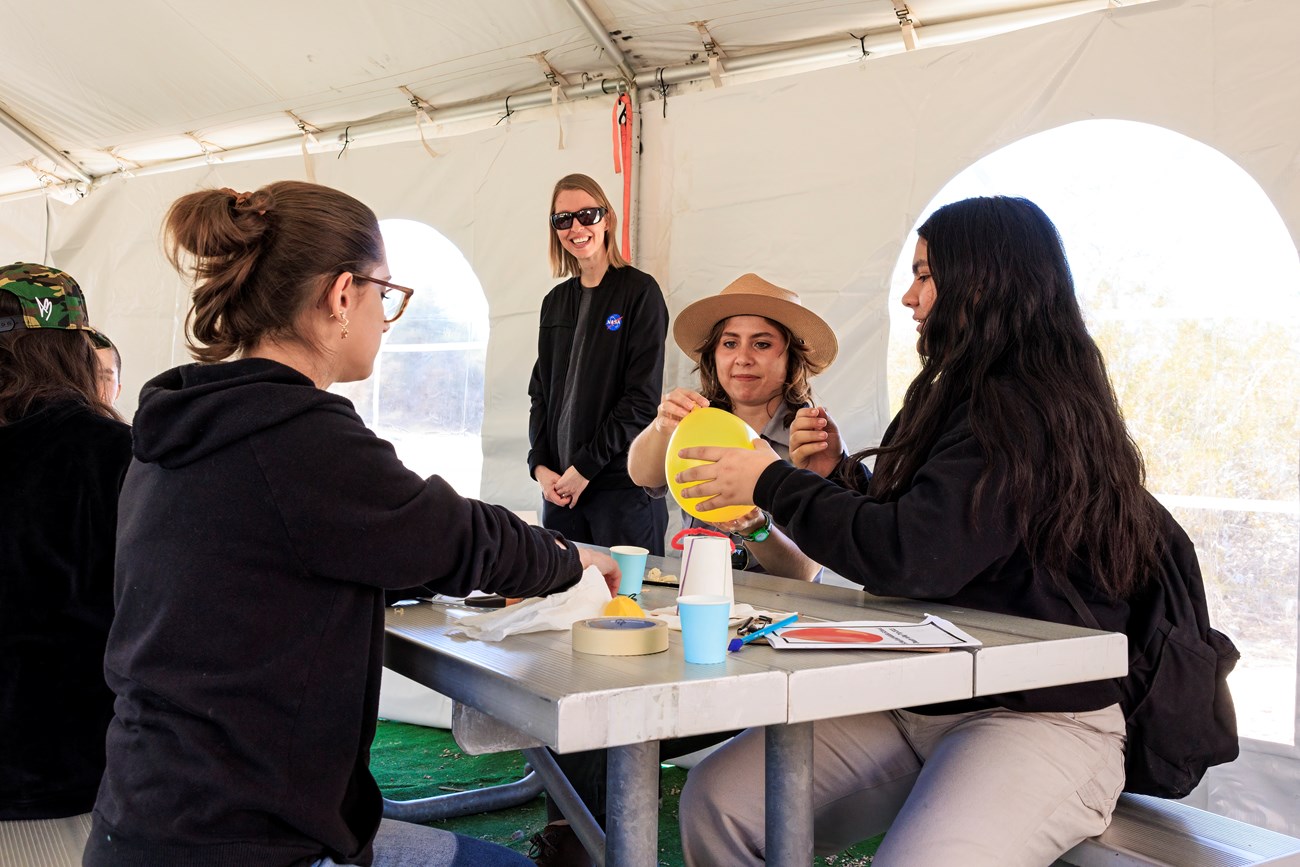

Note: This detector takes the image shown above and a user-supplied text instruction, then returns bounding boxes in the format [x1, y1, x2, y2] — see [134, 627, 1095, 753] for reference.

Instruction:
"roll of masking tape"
[572, 617, 669, 656]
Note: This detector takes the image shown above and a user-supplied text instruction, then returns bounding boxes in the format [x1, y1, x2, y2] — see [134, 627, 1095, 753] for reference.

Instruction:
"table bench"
[1058, 793, 1300, 866]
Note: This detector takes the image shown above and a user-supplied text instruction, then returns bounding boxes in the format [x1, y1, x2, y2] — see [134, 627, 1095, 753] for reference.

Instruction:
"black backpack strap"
[1053, 573, 1103, 632]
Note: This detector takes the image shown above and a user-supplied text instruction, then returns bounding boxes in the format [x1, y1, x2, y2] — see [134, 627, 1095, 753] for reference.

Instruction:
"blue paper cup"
[610, 545, 649, 596]
[677, 594, 732, 665]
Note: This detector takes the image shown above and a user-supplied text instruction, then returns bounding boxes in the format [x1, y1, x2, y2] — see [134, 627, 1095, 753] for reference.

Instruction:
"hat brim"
[673, 293, 838, 370]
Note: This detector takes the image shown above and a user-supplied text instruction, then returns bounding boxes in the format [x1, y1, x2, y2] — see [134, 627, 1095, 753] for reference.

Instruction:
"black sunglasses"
[550, 207, 607, 231]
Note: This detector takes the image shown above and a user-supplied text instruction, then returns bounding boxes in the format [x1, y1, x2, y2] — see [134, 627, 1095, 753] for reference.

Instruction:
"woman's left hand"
[553, 466, 590, 507]
[675, 439, 781, 512]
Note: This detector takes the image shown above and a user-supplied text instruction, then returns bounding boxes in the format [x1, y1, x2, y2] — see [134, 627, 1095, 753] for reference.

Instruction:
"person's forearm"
[743, 527, 820, 582]
[627, 424, 670, 487]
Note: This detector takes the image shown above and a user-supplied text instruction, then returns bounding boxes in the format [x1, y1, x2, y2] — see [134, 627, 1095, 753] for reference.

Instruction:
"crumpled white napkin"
[448, 566, 612, 642]
[645, 601, 792, 632]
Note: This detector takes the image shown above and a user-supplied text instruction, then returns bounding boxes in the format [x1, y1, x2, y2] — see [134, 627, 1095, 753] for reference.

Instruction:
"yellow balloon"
[665, 407, 759, 523]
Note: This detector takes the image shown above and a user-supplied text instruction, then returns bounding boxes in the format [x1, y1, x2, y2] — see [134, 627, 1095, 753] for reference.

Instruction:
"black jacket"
[0, 400, 130, 820]
[86, 359, 581, 867]
[754, 394, 1128, 715]
[528, 266, 668, 490]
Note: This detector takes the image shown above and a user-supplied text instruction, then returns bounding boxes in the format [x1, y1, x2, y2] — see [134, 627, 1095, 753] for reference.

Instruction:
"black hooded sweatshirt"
[85, 359, 581, 867]
[0, 400, 130, 819]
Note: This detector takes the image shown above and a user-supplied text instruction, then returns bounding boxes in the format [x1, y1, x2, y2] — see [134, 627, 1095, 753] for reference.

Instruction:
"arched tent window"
[887, 120, 1300, 746]
[332, 219, 489, 498]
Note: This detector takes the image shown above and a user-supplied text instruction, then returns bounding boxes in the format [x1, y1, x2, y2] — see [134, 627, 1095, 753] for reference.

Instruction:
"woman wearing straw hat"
[627, 272, 838, 581]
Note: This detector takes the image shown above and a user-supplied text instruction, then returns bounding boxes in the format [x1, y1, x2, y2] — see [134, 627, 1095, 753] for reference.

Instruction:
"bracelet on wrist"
[741, 510, 772, 543]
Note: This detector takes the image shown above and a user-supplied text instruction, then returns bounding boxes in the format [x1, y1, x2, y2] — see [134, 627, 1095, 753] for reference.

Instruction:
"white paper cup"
[678, 535, 734, 606]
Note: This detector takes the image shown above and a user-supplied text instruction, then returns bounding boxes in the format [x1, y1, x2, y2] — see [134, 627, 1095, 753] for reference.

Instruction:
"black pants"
[541, 486, 667, 555]
[545, 732, 740, 826]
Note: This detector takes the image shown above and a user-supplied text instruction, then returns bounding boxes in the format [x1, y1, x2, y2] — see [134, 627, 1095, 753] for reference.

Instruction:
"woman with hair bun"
[85, 181, 617, 867]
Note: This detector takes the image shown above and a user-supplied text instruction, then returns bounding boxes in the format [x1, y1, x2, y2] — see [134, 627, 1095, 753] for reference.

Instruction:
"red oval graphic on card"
[783, 627, 884, 643]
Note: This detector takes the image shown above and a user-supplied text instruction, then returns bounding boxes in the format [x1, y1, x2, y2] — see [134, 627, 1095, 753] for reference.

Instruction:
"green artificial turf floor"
[372, 719, 882, 865]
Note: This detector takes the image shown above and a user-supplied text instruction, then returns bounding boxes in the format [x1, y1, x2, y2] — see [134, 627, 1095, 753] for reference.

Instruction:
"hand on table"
[790, 406, 843, 478]
[675, 439, 781, 513]
[577, 547, 621, 596]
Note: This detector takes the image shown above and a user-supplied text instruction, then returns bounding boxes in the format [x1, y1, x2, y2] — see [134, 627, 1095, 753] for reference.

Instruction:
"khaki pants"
[679, 704, 1125, 867]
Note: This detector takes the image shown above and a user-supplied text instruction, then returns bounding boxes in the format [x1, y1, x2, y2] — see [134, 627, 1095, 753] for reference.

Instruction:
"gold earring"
[330, 311, 350, 339]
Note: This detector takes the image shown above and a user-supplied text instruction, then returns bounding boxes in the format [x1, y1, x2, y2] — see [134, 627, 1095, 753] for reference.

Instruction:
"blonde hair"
[547, 174, 628, 279]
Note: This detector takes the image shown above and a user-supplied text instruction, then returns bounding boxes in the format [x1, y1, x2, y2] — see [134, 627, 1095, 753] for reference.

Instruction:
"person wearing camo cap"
[0, 262, 131, 830]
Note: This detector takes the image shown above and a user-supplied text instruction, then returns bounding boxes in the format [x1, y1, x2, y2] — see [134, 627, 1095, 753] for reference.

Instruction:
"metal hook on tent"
[848, 32, 870, 59]
[495, 95, 515, 126]
[655, 68, 670, 118]
[337, 127, 352, 160]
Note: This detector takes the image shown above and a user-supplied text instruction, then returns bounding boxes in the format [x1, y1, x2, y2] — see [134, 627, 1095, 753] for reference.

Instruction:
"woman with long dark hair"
[0, 265, 129, 829]
[675, 197, 1165, 865]
[84, 182, 617, 867]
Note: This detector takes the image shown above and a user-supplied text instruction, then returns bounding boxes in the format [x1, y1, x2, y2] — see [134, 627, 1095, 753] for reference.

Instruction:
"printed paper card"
[765, 614, 981, 651]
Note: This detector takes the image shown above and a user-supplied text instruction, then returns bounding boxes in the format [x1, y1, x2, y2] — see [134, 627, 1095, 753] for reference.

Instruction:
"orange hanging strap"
[611, 92, 634, 262]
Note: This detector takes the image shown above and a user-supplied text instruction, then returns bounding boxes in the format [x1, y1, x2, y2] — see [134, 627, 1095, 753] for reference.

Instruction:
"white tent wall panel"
[1, 0, 1297, 835]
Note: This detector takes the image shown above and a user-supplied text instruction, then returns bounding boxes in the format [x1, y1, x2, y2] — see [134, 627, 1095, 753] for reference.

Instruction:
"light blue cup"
[678, 594, 732, 664]
[610, 545, 649, 596]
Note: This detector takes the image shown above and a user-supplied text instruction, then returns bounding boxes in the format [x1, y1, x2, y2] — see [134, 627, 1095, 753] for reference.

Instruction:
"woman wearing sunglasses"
[85, 181, 618, 867]
[675, 197, 1167, 866]
[528, 173, 669, 555]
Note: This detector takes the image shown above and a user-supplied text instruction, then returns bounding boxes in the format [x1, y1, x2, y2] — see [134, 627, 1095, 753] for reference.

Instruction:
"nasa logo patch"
[605, 313, 624, 331]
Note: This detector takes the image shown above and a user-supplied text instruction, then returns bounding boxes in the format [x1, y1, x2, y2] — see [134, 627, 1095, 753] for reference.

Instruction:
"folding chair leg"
[522, 746, 606, 867]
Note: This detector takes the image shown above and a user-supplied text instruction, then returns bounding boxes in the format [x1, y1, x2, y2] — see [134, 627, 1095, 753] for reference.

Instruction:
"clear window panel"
[329, 219, 489, 499]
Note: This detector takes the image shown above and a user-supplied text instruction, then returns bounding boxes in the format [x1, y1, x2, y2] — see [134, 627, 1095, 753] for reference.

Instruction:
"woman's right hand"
[790, 407, 843, 478]
[652, 388, 710, 435]
[578, 547, 622, 596]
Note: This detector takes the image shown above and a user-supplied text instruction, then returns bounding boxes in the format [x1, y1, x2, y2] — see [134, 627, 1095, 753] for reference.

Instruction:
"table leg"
[607, 740, 659, 866]
[766, 721, 814, 866]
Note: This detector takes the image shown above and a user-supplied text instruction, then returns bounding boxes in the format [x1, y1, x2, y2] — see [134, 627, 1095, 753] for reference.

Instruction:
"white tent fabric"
[2, 0, 1298, 838]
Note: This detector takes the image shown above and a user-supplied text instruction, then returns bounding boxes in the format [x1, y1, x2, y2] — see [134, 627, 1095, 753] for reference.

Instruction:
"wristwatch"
[741, 510, 772, 543]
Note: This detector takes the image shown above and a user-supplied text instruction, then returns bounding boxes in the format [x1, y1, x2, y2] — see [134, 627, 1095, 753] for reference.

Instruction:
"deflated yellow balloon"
[665, 407, 758, 523]
[602, 595, 646, 617]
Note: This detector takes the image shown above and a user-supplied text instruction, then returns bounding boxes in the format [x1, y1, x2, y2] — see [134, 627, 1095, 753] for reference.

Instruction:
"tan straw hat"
[673, 273, 838, 370]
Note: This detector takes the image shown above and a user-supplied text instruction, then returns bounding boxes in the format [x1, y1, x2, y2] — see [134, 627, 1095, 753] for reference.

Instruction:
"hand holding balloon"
[665, 407, 761, 522]
[675, 438, 781, 514]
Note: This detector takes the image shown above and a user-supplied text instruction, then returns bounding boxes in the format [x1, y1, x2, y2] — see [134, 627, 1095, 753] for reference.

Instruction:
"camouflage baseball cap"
[0, 262, 98, 336]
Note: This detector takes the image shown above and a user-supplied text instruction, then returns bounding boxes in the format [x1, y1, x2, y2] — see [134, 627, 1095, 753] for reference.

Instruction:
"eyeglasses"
[352, 274, 415, 323]
[550, 207, 607, 231]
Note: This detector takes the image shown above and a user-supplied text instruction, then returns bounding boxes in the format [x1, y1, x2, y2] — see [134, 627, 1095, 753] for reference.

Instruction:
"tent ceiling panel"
[0, 0, 1150, 198]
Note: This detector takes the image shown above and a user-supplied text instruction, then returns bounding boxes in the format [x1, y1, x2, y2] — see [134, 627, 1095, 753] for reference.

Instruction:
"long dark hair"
[0, 292, 120, 424]
[165, 181, 383, 363]
[852, 196, 1161, 600]
[694, 316, 817, 427]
